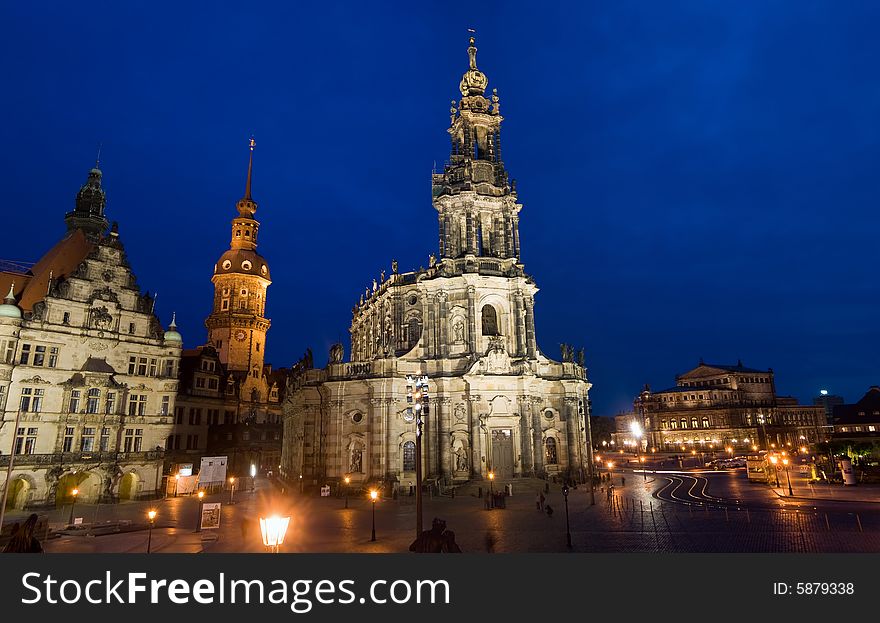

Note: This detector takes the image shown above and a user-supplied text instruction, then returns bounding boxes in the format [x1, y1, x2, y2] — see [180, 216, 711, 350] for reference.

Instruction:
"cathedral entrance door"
[491, 429, 515, 478]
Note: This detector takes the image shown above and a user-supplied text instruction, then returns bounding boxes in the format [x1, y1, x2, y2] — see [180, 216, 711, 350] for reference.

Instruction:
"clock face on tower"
[234, 330, 247, 342]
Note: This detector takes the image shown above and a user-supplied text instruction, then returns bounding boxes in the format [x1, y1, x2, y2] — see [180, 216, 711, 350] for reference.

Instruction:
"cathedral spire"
[244, 137, 255, 200]
[65, 158, 109, 238]
[459, 35, 488, 97]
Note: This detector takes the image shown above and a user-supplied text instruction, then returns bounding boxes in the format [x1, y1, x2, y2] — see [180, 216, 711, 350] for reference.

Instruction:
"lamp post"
[344, 475, 351, 509]
[606, 461, 614, 483]
[174, 473, 180, 498]
[783, 458, 793, 496]
[769, 456, 781, 488]
[369, 489, 378, 541]
[228, 476, 236, 504]
[639, 456, 647, 481]
[68, 488, 79, 526]
[488, 471, 495, 510]
[406, 375, 429, 539]
[562, 485, 572, 549]
[259, 515, 291, 553]
[147, 510, 157, 553]
[195, 490, 205, 532]
[250, 463, 256, 492]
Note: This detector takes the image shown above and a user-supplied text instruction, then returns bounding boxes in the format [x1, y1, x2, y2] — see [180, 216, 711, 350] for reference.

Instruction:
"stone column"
[513, 291, 524, 356]
[438, 291, 448, 358]
[466, 286, 477, 354]
[512, 216, 521, 259]
[438, 397, 451, 479]
[519, 395, 533, 476]
[532, 398, 544, 476]
[469, 395, 482, 478]
[564, 397, 579, 475]
[465, 211, 474, 255]
[426, 294, 436, 358]
[524, 297, 536, 358]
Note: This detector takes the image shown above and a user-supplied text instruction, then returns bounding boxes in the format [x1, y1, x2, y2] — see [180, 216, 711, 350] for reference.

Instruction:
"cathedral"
[0, 162, 182, 509]
[281, 38, 592, 489]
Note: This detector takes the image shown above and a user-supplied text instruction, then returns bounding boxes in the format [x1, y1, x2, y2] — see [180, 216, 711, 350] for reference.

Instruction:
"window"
[691, 417, 698, 429]
[221, 299, 229, 311]
[105, 391, 116, 414]
[175, 407, 185, 424]
[242, 431, 250, 441]
[224, 410, 235, 424]
[403, 440, 416, 471]
[1, 339, 14, 363]
[163, 359, 175, 377]
[129, 323, 136, 334]
[33, 345, 46, 366]
[123, 428, 143, 452]
[0, 386, 5, 410]
[81, 427, 96, 452]
[160, 396, 170, 416]
[19, 388, 43, 413]
[19, 343, 31, 365]
[138, 357, 147, 375]
[63, 312, 70, 324]
[189, 408, 201, 426]
[128, 394, 147, 416]
[62, 426, 74, 452]
[195, 377, 206, 389]
[208, 378, 218, 390]
[481, 305, 499, 336]
[149, 359, 158, 377]
[240, 288, 248, 297]
[48, 347, 58, 367]
[86, 388, 100, 414]
[185, 434, 199, 450]
[239, 300, 247, 310]
[701, 416, 710, 428]
[69, 389, 81, 413]
[545, 437, 559, 465]
[670, 419, 678, 429]
[14, 427, 37, 455]
[99, 427, 110, 451]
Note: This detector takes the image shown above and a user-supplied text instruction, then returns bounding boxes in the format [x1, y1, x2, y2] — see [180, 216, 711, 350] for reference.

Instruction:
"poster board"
[200, 502, 222, 530]
[197, 456, 228, 486]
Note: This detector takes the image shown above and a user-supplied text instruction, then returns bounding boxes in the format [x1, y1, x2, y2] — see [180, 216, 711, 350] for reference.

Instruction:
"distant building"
[167, 142, 287, 481]
[814, 390, 844, 425]
[611, 412, 640, 448]
[831, 387, 880, 443]
[0, 163, 182, 509]
[636, 361, 824, 453]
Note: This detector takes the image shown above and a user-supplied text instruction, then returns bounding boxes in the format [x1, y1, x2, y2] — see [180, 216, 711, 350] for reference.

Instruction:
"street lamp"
[369, 489, 378, 541]
[68, 488, 79, 526]
[250, 463, 257, 492]
[769, 456, 781, 488]
[639, 456, 647, 481]
[229, 477, 236, 505]
[259, 515, 291, 553]
[344, 475, 351, 509]
[174, 473, 180, 498]
[147, 510, 157, 553]
[488, 471, 495, 509]
[782, 458, 793, 496]
[606, 461, 614, 483]
[195, 490, 205, 532]
[562, 485, 572, 548]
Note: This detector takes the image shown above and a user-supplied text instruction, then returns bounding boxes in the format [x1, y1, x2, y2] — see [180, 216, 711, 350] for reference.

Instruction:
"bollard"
[825, 514, 830, 531]
[478, 487, 482, 498]
[856, 514, 863, 533]
[746, 508, 751, 523]
[725, 507, 729, 522]
[688, 505, 693, 517]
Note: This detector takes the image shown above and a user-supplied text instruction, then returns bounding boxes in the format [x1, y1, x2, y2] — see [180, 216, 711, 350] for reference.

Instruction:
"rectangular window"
[149, 358, 158, 377]
[14, 428, 25, 455]
[128, 356, 137, 375]
[2, 339, 14, 364]
[195, 377, 206, 389]
[69, 390, 80, 413]
[208, 378, 218, 390]
[137, 357, 148, 376]
[175, 406, 185, 425]
[189, 408, 202, 426]
[99, 427, 110, 451]
[129, 322, 136, 334]
[86, 388, 100, 414]
[24, 427, 37, 454]
[63, 426, 74, 452]
[33, 345, 46, 366]
[160, 395, 170, 416]
[163, 359, 174, 377]
[123, 428, 143, 452]
[48, 347, 58, 367]
[19, 343, 31, 365]
[81, 427, 96, 452]
[128, 394, 147, 416]
[221, 299, 229, 311]
[63, 312, 70, 324]
[105, 391, 116, 414]
[224, 410, 234, 424]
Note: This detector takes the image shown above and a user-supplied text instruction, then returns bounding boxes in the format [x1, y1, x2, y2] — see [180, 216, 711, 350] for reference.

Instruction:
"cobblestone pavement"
[26, 472, 880, 553]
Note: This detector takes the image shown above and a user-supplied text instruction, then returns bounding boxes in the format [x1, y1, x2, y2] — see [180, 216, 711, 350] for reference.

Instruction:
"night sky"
[3, 2, 879, 415]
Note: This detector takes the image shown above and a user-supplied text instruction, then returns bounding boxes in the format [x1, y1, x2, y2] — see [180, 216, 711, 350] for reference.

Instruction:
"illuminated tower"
[205, 139, 272, 385]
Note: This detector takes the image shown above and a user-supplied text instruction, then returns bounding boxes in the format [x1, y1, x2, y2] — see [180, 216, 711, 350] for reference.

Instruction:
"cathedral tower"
[205, 139, 272, 382]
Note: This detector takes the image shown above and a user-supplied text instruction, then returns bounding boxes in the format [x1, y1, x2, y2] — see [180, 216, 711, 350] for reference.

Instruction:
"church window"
[241, 261, 252, 271]
[222, 260, 232, 270]
[351, 412, 363, 424]
[63, 312, 70, 324]
[680, 418, 688, 429]
[239, 301, 247, 310]
[545, 437, 558, 465]
[407, 318, 421, 349]
[244, 230, 251, 238]
[544, 409, 554, 420]
[691, 417, 698, 429]
[241, 288, 248, 297]
[702, 416, 710, 428]
[261, 265, 267, 275]
[481, 305, 499, 336]
[222, 287, 230, 296]
[408, 295, 418, 306]
[235, 230, 241, 238]
[670, 419, 678, 429]
[256, 342, 260, 352]
[221, 299, 229, 311]
[403, 441, 416, 471]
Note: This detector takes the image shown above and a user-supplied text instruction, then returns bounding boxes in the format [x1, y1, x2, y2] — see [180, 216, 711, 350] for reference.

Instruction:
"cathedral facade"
[282, 39, 591, 489]
[0, 164, 182, 509]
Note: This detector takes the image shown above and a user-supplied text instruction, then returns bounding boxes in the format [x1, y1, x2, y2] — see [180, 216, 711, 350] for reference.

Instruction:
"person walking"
[545, 504, 554, 518]
[539, 491, 546, 511]
[535, 492, 541, 510]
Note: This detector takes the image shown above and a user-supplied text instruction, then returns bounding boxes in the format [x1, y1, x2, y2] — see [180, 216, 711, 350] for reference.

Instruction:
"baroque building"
[636, 361, 825, 453]
[282, 38, 592, 489]
[0, 162, 182, 510]
[168, 141, 286, 480]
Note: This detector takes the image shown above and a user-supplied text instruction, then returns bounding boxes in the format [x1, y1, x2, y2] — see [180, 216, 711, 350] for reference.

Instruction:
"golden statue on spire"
[459, 30, 487, 97]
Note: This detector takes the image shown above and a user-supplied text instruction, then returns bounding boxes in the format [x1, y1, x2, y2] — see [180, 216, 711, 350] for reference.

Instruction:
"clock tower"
[205, 139, 272, 386]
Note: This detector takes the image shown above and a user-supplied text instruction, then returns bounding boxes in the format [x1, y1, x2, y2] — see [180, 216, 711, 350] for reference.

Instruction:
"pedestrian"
[539, 491, 546, 511]
[545, 504, 554, 518]
[621, 476, 626, 486]
[485, 531, 496, 553]
[3, 514, 43, 553]
[535, 492, 541, 511]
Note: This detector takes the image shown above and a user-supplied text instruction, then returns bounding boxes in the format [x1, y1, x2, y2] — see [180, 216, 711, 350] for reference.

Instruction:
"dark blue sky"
[3, 2, 879, 415]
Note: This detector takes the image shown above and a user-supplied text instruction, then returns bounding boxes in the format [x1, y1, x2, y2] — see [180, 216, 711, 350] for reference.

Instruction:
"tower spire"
[244, 137, 255, 200]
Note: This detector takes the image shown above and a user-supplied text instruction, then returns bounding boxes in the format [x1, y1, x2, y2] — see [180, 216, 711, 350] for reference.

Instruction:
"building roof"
[81, 357, 116, 374]
[833, 387, 880, 425]
[698, 362, 768, 374]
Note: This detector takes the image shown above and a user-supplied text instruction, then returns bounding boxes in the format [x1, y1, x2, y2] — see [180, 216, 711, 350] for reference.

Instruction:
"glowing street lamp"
[561, 485, 572, 548]
[488, 471, 496, 509]
[259, 515, 291, 553]
[782, 457, 793, 496]
[174, 473, 181, 498]
[147, 510, 157, 553]
[229, 476, 236, 504]
[769, 456, 781, 488]
[344, 475, 351, 509]
[369, 489, 378, 541]
[639, 455, 647, 481]
[68, 488, 79, 526]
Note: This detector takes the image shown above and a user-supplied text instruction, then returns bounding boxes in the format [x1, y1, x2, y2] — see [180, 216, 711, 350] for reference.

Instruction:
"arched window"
[481, 305, 499, 336]
[691, 417, 698, 429]
[545, 437, 558, 465]
[680, 418, 688, 429]
[403, 441, 416, 471]
[701, 416, 710, 428]
[407, 318, 421, 349]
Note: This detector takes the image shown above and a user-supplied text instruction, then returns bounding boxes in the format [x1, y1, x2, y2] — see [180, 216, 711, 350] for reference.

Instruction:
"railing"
[0, 450, 164, 467]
